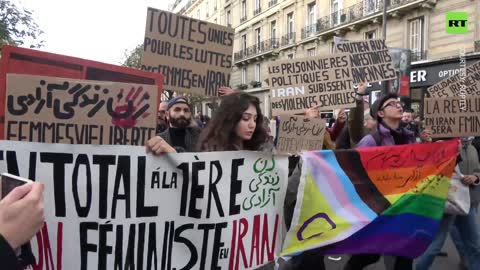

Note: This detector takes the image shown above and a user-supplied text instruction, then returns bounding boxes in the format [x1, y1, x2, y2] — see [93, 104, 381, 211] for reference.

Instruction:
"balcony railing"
[234, 38, 280, 62]
[301, 24, 318, 39]
[281, 33, 296, 47]
[240, 15, 247, 23]
[475, 40, 480, 52]
[411, 50, 428, 62]
[303, 0, 423, 39]
[254, 7, 262, 15]
[268, 0, 277, 7]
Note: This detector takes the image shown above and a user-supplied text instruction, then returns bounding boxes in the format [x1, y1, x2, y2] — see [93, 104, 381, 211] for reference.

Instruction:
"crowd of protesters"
[1, 83, 480, 270]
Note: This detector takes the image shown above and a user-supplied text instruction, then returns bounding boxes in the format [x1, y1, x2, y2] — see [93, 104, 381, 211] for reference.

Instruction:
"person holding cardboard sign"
[147, 97, 201, 153]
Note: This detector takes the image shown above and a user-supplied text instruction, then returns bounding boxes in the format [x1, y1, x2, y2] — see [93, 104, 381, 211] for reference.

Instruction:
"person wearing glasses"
[354, 94, 421, 148]
[344, 93, 429, 270]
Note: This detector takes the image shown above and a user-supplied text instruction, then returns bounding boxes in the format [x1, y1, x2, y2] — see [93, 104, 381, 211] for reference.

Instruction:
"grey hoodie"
[459, 139, 480, 206]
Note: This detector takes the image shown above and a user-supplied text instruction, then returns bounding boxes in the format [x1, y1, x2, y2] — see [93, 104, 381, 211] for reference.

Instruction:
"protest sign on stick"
[334, 39, 397, 84]
[5, 74, 158, 145]
[141, 8, 234, 96]
[268, 54, 355, 116]
[427, 60, 480, 98]
[0, 141, 288, 270]
[277, 115, 326, 154]
[424, 96, 480, 138]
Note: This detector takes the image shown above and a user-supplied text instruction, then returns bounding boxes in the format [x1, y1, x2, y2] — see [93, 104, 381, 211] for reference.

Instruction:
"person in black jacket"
[0, 183, 44, 270]
[146, 96, 201, 154]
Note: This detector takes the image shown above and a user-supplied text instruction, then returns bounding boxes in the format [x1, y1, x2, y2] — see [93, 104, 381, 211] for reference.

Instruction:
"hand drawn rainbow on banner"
[282, 139, 459, 258]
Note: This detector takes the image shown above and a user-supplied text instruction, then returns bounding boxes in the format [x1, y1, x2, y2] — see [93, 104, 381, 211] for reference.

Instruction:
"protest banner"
[0, 141, 288, 270]
[334, 39, 397, 84]
[268, 54, 355, 116]
[277, 116, 325, 154]
[0, 45, 164, 140]
[427, 60, 480, 98]
[5, 74, 158, 145]
[282, 140, 458, 258]
[141, 8, 234, 96]
[424, 96, 480, 138]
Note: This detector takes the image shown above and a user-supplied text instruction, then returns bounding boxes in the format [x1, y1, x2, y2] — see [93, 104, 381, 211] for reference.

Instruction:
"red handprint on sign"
[109, 86, 151, 128]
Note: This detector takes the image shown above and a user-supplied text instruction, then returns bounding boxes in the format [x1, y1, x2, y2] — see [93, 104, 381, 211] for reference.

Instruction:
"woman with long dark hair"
[197, 92, 268, 151]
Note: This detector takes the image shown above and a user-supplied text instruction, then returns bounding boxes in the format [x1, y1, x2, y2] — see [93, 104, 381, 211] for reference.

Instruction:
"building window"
[255, 27, 261, 48]
[331, 0, 339, 25]
[364, 30, 376, 40]
[242, 67, 247, 84]
[287, 53, 294, 59]
[226, 10, 232, 26]
[241, 0, 247, 19]
[206, 2, 209, 17]
[255, 64, 261, 82]
[307, 48, 316, 57]
[214, 18, 217, 24]
[255, 0, 261, 11]
[409, 17, 425, 60]
[271, 20, 277, 40]
[214, 0, 217, 11]
[241, 34, 247, 50]
[287, 12, 294, 43]
[307, 2, 316, 26]
[364, 0, 379, 15]
[197, 9, 200, 19]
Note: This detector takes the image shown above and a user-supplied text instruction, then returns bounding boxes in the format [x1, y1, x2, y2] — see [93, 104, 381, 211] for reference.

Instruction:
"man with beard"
[146, 97, 201, 153]
[156, 101, 169, 133]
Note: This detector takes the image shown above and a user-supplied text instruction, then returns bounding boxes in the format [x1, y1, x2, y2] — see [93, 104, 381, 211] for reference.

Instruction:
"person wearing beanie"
[355, 93, 421, 147]
[344, 93, 431, 270]
[146, 96, 201, 153]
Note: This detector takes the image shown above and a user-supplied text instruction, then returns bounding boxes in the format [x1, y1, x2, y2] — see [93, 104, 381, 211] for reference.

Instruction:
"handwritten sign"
[424, 96, 480, 138]
[5, 74, 158, 145]
[334, 39, 397, 84]
[277, 116, 325, 154]
[0, 141, 288, 270]
[268, 54, 355, 116]
[0, 45, 164, 141]
[141, 8, 234, 96]
[427, 60, 480, 98]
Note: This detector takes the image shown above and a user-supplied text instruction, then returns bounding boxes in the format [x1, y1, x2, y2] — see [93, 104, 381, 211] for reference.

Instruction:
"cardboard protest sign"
[427, 60, 480, 98]
[387, 48, 411, 97]
[141, 8, 234, 96]
[5, 74, 158, 145]
[0, 45, 164, 140]
[334, 39, 397, 84]
[0, 141, 288, 270]
[277, 116, 325, 154]
[424, 96, 480, 137]
[268, 54, 355, 116]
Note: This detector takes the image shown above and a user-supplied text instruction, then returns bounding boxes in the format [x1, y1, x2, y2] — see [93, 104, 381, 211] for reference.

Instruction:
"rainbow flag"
[282, 140, 458, 258]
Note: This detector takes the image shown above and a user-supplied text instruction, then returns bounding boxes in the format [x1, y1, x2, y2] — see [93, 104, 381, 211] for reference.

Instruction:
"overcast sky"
[18, 0, 176, 65]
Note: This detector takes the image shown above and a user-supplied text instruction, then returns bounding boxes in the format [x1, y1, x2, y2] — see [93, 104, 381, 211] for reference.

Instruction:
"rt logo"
[446, 12, 468, 34]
